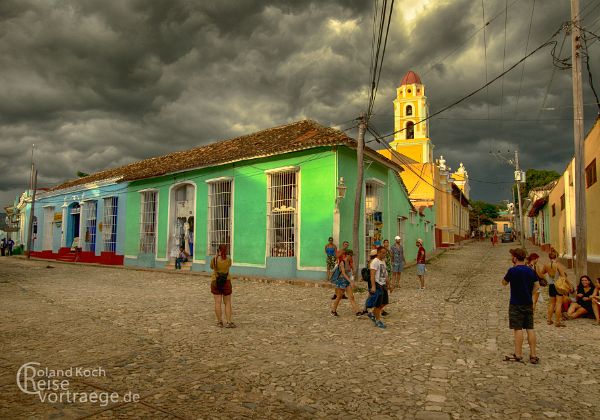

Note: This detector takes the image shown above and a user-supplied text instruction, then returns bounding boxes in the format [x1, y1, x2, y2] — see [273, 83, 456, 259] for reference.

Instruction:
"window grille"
[208, 180, 232, 255]
[139, 191, 157, 254]
[409, 209, 417, 224]
[365, 181, 384, 262]
[103, 197, 118, 252]
[43, 207, 54, 250]
[83, 201, 97, 252]
[267, 171, 298, 257]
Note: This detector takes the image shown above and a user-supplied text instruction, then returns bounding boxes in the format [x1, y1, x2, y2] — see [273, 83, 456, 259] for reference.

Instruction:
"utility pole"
[514, 150, 525, 247]
[26, 169, 38, 259]
[352, 113, 367, 275]
[571, 0, 587, 278]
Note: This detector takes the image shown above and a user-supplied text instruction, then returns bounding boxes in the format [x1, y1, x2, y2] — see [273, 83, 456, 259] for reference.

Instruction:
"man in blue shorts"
[367, 246, 389, 329]
[502, 248, 540, 364]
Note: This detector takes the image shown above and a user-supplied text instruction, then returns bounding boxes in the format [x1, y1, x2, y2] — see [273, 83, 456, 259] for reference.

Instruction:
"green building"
[121, 120, 434, 279]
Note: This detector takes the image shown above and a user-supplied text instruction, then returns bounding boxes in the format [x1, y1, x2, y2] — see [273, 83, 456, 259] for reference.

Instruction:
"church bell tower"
[390, 70, 433, 163]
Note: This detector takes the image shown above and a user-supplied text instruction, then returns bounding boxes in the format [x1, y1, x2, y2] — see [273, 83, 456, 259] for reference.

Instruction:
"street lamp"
[336, 177, 347, 205]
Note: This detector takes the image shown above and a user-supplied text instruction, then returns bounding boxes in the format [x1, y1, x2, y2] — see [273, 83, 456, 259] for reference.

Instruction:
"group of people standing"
[325, 236, 427, 329]
[0, 238, 15, 256]
[502, 247, 600, 365]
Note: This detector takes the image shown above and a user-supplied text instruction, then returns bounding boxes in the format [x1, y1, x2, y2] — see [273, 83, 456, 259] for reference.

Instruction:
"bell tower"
[390, 70, 433, 163]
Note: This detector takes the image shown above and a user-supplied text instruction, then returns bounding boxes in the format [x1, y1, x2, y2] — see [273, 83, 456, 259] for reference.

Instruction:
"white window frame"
[103, 197, 118, 252]
[365, 180, 384, 263]
[207, 178, 233, 256]
[397, 216, 407, 246]
[267, 169, 299, 258]
[409, 209, 417, 225]
[83, 200, 97, 252]
[139, 190, 158, 254]
[43, 206, 54, 250]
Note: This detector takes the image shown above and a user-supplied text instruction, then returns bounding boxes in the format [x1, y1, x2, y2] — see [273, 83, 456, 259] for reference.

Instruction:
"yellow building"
[547, 116, 600, 277]
[379, 70, 470, 247]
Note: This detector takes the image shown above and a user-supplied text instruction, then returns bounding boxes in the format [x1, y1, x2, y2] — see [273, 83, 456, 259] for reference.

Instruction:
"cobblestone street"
[1, 241, 599, 419]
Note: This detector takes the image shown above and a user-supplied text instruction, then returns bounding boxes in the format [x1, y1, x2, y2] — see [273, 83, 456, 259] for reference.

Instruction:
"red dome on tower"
[400, 70, 422, 86]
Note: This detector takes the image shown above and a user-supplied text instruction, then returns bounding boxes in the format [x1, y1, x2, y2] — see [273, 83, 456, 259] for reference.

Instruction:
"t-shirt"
[504, 265, 538, 305]
[416, 246, 426, 264]
[369, 258, 388, 286]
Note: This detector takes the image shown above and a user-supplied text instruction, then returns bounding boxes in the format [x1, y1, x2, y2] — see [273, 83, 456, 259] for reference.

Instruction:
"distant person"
[416, 238, 426, 290]
[491, 232, 498, 246]
[502, 248, 539, 364]
[0, 238, 5, 256]
[7, 238, 14, 256]
[527, 253, 545, 311]
[332, 241, 352, 300]
[324, 237, 337, 281]
[390, 236, 405, 292]
[591, 278, 600, 325]
[175, 246, 189, 270]
[210, 244, 235, 328]
[566, 275, 595, 320]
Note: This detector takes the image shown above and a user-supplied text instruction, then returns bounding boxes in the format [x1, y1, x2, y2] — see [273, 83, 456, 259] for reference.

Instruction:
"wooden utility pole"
[514, 150, 525, 247]
[26, 169, 37, 259]
[352, 114, 367, 274]
[571, 0, 587, 278]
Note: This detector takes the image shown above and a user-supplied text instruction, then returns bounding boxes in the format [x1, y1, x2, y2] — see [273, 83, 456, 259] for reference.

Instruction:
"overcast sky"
[1, 0, 599, 207]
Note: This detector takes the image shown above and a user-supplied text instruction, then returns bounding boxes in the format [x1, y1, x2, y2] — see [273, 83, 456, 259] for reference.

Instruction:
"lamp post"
[335, 177, 347, 208]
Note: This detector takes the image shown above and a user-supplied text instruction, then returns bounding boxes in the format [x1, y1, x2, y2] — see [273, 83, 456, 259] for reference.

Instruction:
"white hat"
[369, 249, 378, 256]
[394, 235, 401, 240]
[417, 238, 423, 244]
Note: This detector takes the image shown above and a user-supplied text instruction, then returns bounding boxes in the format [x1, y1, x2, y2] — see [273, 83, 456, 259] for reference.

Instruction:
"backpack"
[361, 267, 370, 282]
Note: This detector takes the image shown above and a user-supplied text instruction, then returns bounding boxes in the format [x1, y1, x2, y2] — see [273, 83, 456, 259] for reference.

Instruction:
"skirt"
[211, 279, 232, 296]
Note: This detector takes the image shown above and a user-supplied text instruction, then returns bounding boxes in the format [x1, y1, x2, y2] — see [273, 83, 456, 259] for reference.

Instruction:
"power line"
[368, 25, 565, 144]
[537, 30, 568, 120]
[500, 0, 509, 121]
[481, 0, 490, 120]
[514, 0, 536, 117]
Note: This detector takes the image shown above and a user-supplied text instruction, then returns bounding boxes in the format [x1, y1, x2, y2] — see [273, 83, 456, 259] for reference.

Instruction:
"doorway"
[67, 203, 81, 248]
[168, 184, 195, 259]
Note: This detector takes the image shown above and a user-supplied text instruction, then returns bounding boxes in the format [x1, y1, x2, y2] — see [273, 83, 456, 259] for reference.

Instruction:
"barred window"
[208, 180, 232, 255]
[140, 191, 157, 254]
[103, 197, 118, 252]
[83, 201, 97, 252]
[365, 181, 384, 263]
[267, 170, 298, 257]
[397, 216, 406, 246]
[43, 207, 54, 250]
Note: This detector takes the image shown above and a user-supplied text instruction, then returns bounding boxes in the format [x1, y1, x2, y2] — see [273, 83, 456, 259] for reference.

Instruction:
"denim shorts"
[366, 284, 389, 308]
[416, 263, 426, 276]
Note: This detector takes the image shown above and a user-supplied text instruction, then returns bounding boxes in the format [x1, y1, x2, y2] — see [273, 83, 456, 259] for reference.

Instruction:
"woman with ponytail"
[210, 244, 235, 328]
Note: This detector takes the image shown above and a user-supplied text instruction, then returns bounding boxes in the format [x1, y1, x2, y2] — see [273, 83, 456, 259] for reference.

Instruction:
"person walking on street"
[7, 238, 14, 256]
[0, 238, 5, 257]
[324, 237, 337, 281]
[366, 246, 389, 329]
[330, 251, 361, 317]
[540, 249, 568, 327]
[416, 239, 426, 290]
[210, 244, 236, 328]
[502, 248, 539, 364]
[527, 253, 544, 311]
[389, 236, 405, 292]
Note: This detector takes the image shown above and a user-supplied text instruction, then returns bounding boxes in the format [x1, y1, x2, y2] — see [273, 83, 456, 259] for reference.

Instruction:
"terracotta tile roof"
[50, 120, 403, 191]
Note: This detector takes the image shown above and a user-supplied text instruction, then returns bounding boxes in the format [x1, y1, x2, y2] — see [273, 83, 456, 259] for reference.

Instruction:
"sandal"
[504, 354, 524, 363]
[546, 320, 553, 325]
[330, 311, 339, 317]
[225, 322, 237, 328]
[216, 321, 223, 328]
[529, 356, 540, 364]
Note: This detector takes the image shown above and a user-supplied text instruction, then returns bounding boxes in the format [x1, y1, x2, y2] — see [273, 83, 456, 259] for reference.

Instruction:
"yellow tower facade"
[390, 70, 432, 164]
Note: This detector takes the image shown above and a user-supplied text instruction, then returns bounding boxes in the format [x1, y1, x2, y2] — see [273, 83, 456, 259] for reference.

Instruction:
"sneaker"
[367, 312, 376, 322]
[381, 310, 389, 317]
[330, 311, 339, 317]
[375, 320, 386, 329]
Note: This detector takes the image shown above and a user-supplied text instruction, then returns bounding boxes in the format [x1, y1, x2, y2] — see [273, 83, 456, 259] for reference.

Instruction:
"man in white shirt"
[367, 246, 389, 329]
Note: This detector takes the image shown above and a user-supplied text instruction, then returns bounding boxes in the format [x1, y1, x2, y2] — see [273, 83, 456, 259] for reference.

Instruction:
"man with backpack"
[366, 246, 389, 329]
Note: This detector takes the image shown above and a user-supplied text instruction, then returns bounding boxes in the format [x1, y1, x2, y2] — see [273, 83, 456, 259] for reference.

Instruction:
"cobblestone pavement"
[1, 241, 599, 419]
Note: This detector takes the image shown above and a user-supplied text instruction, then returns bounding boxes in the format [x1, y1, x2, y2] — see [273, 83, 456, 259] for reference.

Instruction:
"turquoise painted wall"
[124, 148, 336, 277]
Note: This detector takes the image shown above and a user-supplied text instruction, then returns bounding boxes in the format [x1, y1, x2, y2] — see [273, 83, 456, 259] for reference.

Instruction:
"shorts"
[333, 276, 351, 289]
[416, 264, 426, 276]
[211, 279, 232, 296]
[508, 304, 534, 330]
[392, 262, 404, 273]
[548, 284, 562, 297]
[366, 284, 389, 308]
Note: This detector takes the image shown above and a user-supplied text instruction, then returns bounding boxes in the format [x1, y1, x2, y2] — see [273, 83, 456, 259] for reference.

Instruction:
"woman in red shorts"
[210, 244, 236, 328]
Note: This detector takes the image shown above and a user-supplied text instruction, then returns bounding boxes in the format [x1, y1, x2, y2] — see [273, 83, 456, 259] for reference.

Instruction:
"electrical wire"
[500, 0, 509, 121]
[537, 30, 568, 120]
[581, 30, 600, 113]
[482, 0, 490, 121]
[369, 25, 565, 144]
[514, 0, 536, 117]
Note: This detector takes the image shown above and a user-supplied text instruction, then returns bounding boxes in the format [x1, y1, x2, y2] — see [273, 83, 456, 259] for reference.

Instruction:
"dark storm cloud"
[0, 0, 598, 206]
